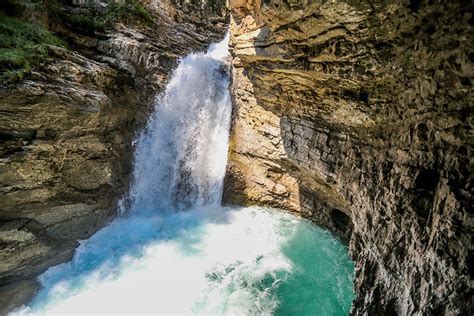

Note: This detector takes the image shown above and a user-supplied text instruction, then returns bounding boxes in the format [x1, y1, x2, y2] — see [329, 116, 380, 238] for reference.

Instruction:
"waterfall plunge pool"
[14, 206, 354, 315]
[12, 35, 355, 315]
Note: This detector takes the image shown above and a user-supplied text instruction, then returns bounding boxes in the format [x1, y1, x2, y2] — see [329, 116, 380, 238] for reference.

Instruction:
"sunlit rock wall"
[223, 0, 473, 314]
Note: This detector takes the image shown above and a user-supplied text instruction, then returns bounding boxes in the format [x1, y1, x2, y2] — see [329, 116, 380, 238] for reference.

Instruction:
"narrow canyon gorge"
[0, 0, 227, 311]
[0, 0, 472, 315]
[224, 0, 472, 314]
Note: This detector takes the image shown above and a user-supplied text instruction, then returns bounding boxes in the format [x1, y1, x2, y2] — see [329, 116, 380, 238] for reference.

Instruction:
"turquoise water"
[276, 217, 354, 315]
[13, 207, 354, 315]
[13, 35, 354, 315]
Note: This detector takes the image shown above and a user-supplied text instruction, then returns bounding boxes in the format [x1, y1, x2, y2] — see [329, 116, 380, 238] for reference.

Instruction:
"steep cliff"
[0, 0, 226, 312]
[224, 0, 473, 314]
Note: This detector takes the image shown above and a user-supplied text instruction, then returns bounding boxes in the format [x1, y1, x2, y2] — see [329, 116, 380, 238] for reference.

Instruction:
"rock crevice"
[224, 0, 473, 314]
[0, 0, 226, 312]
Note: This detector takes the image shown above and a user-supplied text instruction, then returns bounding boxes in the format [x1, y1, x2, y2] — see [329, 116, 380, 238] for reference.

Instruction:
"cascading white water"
[12, 35, 354, 316]
[129, 37, 231, 213]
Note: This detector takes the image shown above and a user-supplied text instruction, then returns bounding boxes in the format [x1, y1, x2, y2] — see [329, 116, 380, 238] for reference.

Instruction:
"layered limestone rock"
[224, 0, 473, 314]
[0, 0, 226, 312]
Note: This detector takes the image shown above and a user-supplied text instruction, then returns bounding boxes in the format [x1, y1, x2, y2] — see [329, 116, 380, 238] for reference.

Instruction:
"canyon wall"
[224, 0, 473, 314]
[0, 0, 225, 312]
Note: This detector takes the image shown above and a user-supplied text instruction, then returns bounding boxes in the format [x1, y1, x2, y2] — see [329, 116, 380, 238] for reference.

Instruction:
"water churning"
[13, 35, 354, 316]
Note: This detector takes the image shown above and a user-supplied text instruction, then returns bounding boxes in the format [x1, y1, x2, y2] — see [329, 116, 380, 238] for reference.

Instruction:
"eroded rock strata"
[224, 0, 473, 314]
[0, 0, 225, 312]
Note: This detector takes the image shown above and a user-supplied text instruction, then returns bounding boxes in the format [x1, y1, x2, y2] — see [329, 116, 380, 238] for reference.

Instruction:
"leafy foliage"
[46, 0, 154, 35]
[0, 0, 155, 84]
[107, 0, 154, 26]
[0, 14, 64, 84]
[45, 0, 104, 34]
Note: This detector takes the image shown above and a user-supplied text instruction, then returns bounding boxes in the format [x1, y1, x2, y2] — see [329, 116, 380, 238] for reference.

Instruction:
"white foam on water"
[13, 207, 299, 315]
[12, 34, 296, 315]
[11, 33, 354, 316]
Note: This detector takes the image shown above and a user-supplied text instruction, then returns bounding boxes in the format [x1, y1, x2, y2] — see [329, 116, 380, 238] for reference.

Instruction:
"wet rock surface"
[0, 0, 226, 312]
[224, 0, 473, 314]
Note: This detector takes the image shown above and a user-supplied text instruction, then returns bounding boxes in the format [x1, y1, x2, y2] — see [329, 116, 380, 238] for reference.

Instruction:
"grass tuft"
[0, 0, 156, 84]
[0, 14, 64, 84]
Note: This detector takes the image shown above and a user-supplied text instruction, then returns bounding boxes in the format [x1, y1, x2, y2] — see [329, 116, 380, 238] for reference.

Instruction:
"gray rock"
[0, 0, 227, 313]
[224, 0, 473, 314]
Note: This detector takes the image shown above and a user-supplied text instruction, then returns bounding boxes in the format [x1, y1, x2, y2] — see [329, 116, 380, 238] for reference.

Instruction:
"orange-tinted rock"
[224, 0, 473, 314]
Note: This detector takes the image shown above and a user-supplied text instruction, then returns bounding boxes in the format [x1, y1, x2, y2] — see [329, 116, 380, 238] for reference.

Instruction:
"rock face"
[0, 0, 226, 312]
[224, 0, 473, 314]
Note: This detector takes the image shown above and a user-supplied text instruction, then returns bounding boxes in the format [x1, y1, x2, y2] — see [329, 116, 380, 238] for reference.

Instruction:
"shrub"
[0, 14, 64, 84]
[47, 0, 154, 34]
[0, 0, 155, 84]
[106, 0, 154, 26]
[45, 0, 105, 35]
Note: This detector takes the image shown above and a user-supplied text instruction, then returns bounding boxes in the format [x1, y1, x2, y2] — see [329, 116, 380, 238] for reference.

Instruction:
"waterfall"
[129, 36, 231, 214]
[12, 35, 354, 316]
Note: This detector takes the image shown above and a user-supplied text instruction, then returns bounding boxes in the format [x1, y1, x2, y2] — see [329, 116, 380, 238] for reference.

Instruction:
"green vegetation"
[106, 0, 154, 26]
[171, 0, 226, 15]
[0, 0, 156, 84]
[46, 0, 105, 35]
[0, 14, 64, 84]
[47, 0, 155, 34]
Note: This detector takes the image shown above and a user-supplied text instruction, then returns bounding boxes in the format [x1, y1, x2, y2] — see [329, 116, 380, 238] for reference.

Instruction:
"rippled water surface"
[13, 34, 354, 315]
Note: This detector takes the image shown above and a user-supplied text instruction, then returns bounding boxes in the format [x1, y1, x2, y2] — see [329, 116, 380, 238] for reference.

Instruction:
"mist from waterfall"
[129, 36, 231, 214]
[12, 35, 354, 316]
